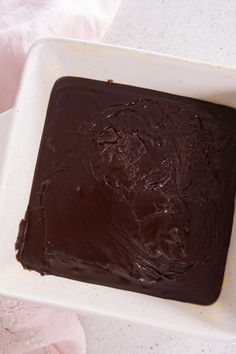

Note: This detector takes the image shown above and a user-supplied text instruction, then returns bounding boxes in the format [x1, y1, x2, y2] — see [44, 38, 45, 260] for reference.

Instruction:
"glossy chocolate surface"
[16, 77, 236, 304]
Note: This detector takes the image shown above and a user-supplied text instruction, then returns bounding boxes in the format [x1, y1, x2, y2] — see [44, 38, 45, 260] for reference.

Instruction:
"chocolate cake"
[16, 77, 236, 305]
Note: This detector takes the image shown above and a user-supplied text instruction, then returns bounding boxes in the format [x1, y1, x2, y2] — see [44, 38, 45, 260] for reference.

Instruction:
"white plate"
[0, 38, 236, 341]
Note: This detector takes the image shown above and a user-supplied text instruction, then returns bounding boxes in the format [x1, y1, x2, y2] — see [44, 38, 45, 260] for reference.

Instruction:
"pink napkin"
[0, 0, 121, 113]
[0, 296, 86, 354]
[0, 1, 120, 353]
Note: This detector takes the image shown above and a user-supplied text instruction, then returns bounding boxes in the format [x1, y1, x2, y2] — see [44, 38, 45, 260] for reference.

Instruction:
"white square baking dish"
[0, 38, 236, 341]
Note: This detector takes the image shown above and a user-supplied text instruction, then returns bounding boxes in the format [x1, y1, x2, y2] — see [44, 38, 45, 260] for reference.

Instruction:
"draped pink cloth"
[0, 297, 86, 354]
[0, 0, 120, 113]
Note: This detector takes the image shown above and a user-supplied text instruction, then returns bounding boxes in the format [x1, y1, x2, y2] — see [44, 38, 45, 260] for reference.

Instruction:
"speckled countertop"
[78, 1, 236, 353]
[104, 0, 236, 67]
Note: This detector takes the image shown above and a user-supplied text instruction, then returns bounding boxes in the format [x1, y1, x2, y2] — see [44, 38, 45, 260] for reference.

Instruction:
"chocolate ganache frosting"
[16, 77, 236, 305]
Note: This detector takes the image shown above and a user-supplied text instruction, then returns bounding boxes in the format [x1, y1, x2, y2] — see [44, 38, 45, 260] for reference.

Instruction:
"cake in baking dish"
[16, 77, 236, 305]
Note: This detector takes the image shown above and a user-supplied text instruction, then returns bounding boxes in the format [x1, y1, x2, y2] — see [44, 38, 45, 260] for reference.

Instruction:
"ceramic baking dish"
[0, 38, 236, 341]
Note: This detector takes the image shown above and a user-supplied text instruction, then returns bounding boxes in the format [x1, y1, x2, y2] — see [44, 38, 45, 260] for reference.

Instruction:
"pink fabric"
[0, 296, 86, 354]
[0, 0, 121, 113]
[0, 1, 120, 353]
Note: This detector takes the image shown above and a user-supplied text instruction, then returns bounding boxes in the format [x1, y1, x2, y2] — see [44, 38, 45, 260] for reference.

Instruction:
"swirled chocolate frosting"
[16, 77, 236, 305]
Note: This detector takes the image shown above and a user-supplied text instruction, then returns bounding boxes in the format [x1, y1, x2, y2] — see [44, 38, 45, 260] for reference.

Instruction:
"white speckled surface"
[104, 0, 236, 67]
[79, 313, 236, 354]
[79, 1, 236, 353]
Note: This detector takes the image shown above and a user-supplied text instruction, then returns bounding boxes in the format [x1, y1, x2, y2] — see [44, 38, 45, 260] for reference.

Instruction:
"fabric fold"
[0, 0, 121, 113]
